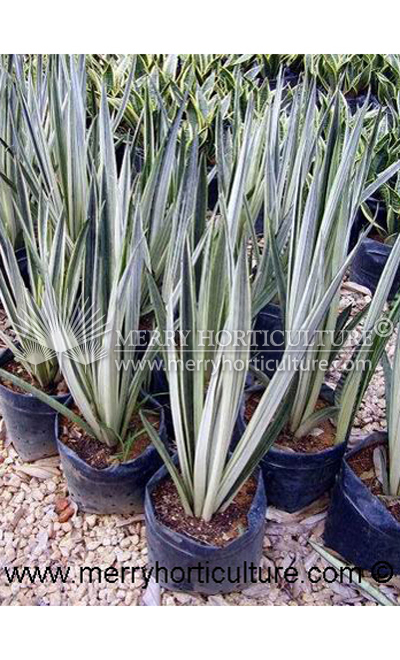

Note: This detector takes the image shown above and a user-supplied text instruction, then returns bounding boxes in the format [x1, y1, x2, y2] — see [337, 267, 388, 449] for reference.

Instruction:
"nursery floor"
[1, 283, 400, 607]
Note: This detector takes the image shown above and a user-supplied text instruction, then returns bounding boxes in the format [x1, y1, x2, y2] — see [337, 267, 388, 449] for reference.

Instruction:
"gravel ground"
[1, 284, 400, 607]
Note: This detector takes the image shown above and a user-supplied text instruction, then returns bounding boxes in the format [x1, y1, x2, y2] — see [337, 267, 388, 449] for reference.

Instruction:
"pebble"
[54, 498, 70, 514]
[58, 506, 74, 523]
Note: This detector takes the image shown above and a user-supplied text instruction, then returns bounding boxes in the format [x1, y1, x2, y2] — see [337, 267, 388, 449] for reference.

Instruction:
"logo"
[13, 290, 110, 367]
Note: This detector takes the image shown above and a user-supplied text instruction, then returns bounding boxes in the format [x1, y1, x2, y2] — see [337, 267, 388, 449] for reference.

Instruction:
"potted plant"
[246, 97, 400, 511]
[324, 235, 400, 574]
[143, 235, 266, 595]
[0, 198, 71, 462]
[0, 84, 191, 511]
[142, 183, 352, 595]
[0, 199, 169, 515]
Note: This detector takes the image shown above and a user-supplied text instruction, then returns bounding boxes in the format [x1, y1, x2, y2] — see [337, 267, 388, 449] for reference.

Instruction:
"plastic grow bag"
[0, 247, 30, 288]
[349, 237, 400, 299]
[148, 359, 173, 438]
[145, 463, 266, 594]
[57, 396, 168, 515]
[254, 207, 264, 236]
[260, 384, 347, 512]
[208, 174, 219, 210]
[251, 303, 284, 379]
[349, 196, 387, 251]
[345, 93, 379, 114]
[267, 67, 300, 90]
[0, 349, 70, 462]
[324, 432, 400, 575]
[15, 247, 29, 286]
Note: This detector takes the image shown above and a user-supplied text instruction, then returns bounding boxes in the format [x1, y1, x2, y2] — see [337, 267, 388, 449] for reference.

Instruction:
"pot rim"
[343, 431, 400, 532]
[0, 348, 69, 406]
[56, 394, 166, 475]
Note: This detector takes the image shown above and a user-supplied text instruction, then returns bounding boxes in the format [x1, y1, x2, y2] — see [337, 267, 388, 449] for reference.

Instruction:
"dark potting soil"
[245, 392, 336, 453]
[60, 408, 160, 470]
[347, 442, 400, 523]
[152, 475, 257, 547]
[1, 357, 67, 396]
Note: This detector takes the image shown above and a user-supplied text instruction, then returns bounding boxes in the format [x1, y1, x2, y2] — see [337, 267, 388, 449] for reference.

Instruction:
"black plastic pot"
[148, 359, 173, 438]
[0, 350, 70, 462]
[115, 141, 143, 175]
[259, 384, 347, 513]
[324, 432, 400, 575]
[254, 207, 264, 236]
[145, 464, 266, 594]
[261, 439, 347, 514]
[57, 397, 168, 515]
[208, 172, 219, 209]
[349, 196, 387, 251]
[132, 320, 172, 435]
[251, 303, 284, 379]
[15, 247, 29, 286]
[267, 67, 300, 90]
[345, 93, 379, 114]
[349, 237, 400, 299]
[0, 247, 29, 288]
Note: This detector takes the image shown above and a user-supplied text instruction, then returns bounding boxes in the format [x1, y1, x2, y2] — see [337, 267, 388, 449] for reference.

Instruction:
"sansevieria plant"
[258, 93, 400, 444]
[145, 176, 357, 521]
[0, 98, 154, 451]
[146, 220, 251, 520]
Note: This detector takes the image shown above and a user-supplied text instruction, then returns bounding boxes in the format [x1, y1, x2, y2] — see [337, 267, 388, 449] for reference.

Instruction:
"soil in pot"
[245, 389, 347, 513]
[57, 400, 168, 515]
[324, 433, 400, 574]
[245, 391, 336, 454]
[152, 474, 257, 547]
[145, 464, 266, 594]
[59, 407, 159, 469]
[1, 357, 67, 396]
[0, 352, 70, 462]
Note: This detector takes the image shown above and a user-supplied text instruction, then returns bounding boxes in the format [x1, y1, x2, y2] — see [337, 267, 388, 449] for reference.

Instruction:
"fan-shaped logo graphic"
[13, 291, 110, 367]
